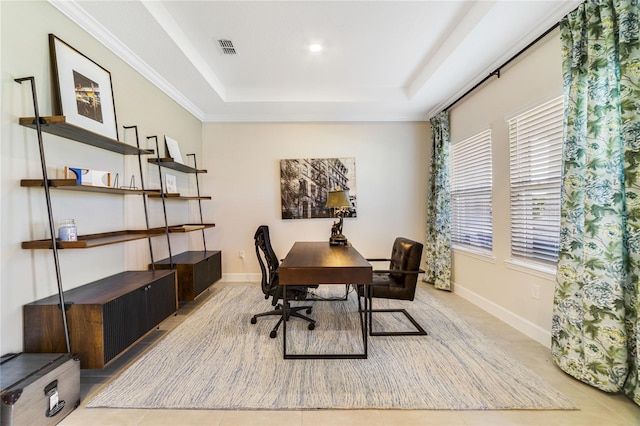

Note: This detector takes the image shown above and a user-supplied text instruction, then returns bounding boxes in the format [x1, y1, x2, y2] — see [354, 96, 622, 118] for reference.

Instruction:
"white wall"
[201, 122, 430, 282]
[1, 1, 202, 353]
[448, 30, 564, 346]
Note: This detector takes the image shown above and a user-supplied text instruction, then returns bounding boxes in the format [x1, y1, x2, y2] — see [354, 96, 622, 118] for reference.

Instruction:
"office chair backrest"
[254, 225, 281, 302]
[389, 237, 423, 299]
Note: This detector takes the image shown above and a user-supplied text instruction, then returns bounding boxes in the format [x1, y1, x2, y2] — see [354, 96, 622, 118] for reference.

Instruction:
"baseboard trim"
[453, 283, 552, 348]
[222, 272, 261, 283]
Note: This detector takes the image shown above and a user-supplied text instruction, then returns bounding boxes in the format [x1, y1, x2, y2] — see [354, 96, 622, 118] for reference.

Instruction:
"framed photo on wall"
[49, 34, 118, 140]
[280, 157, 357, 220]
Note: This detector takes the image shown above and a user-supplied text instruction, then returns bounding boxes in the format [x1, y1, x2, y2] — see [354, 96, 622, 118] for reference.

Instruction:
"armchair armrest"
[367, 258, 425, 274]
[373, 268, 425, 275]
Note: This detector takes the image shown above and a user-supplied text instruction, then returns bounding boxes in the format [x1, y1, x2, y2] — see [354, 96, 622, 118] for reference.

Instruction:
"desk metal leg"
[364, 284, 369, 357]
[282, 285, 288, 357]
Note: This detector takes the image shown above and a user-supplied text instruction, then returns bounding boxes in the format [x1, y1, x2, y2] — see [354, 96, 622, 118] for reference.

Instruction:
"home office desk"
[279, 241, 372, 359]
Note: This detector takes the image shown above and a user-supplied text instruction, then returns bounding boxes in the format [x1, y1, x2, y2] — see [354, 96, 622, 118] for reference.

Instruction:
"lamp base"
[329, 234, 348, 246]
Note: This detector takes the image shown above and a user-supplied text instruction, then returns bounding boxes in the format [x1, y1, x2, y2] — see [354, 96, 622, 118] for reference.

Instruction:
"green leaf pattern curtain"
[552, 0, 640, 405]
[424, 111, 451, 291]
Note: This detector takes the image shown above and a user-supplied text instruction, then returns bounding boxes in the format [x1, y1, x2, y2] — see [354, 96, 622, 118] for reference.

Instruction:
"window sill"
[504, 258, 556, 280]
[452, 245, 496, 263]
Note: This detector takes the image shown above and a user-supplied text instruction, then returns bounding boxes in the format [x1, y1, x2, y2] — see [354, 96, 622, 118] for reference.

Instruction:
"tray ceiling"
[51, 1, 582, 122]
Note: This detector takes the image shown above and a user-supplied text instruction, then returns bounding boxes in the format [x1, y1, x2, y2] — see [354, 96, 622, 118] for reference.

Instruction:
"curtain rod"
[441, 21, 561, 114]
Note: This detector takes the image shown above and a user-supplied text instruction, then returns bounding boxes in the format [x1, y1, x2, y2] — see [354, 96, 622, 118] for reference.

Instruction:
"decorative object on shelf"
[49, 34, 118, 140]
[65, 166, 111, 187]
[280, 157, 357, 220]
[58, 219, 78, 242]
[325, 187, 352, 246]
[164, 136, 184, 164]
[165, 174, 177, 194]
[112, 173, 139, 190]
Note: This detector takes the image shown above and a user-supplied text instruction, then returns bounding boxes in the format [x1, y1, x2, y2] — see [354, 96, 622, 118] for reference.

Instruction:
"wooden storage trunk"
[0, 353, 80, 426]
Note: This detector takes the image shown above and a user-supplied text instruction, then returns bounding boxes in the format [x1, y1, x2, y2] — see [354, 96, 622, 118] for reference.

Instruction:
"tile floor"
[59, 282, 640, 426]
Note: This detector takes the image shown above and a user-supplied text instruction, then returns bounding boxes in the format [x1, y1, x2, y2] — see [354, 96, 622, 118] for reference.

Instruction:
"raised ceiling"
[51, 1, 582, 122]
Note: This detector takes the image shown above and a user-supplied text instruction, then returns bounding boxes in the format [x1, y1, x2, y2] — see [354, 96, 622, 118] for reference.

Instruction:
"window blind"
[450, 129, 493, 251]
[509, 96, 563, 264]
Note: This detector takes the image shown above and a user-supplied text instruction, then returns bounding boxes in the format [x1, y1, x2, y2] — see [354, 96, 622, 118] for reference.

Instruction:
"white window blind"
[509, 96, 564, 264]
[450, 129, 493, 251]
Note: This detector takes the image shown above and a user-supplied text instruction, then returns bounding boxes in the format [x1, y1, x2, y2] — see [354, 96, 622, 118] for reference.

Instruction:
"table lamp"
[325, 188, 351, 246]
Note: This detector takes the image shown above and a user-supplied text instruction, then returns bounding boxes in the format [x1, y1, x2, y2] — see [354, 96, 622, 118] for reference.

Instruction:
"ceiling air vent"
[217, 39, 237, 55]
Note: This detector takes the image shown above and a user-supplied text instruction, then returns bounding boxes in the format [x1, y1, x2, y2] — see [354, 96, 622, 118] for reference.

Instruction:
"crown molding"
[202, 112, 428, 123]
[49, 0, 206, 121]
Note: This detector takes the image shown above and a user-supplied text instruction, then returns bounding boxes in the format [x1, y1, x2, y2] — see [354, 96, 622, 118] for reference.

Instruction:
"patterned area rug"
[87, 285, 575, 410]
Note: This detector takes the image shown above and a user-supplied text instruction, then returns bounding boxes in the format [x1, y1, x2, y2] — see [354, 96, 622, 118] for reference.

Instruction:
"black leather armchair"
[250, 225, 316, 338]
[358, 237, 428, 336]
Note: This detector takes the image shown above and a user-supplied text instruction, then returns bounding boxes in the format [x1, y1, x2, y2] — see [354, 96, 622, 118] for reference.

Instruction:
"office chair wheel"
[306, 308, 312, 314]
[308, 323, 315, 331]
[250, 316, 257, 324]
[270, 330, 277, 338]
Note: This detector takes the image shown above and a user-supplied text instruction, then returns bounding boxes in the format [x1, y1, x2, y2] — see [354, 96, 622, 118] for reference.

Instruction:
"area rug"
[87, 284, 575, 410]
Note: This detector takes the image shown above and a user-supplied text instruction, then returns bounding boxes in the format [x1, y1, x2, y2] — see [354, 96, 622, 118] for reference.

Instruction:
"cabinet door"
[206, 251, 222, 288]
[103, 288, 147, 364]
[145, 273, 177, 329]
[192, 258, 210, 297]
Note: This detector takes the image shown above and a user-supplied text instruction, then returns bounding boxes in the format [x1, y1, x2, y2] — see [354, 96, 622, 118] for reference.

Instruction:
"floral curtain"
[551, 0, 640, 406]
[423, 111, 451, 291]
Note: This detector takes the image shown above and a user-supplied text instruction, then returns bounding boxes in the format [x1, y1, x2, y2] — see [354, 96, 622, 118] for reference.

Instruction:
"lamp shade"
[325, 189, 351, 209]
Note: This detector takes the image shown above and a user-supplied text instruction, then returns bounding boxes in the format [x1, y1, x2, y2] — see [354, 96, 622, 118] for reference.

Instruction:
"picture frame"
[165, 174, 178, 194]
[280, 157, 357, 220]
[164, 136, 184, 164]
[49, 34, 118, 140]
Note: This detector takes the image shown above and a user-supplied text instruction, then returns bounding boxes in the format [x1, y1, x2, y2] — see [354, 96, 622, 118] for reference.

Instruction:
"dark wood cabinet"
[23, 270, 177, 369]
[152, 251, 221, 301]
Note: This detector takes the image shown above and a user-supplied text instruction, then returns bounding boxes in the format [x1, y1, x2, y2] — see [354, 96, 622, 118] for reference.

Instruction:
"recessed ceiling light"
[309, 44, 322, 53]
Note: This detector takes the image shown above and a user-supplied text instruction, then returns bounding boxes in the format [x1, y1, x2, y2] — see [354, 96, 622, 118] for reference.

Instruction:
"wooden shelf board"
[19, 116, 154, 156]
[21, 178, 77, 188]
[167, 223, 215, 233]
[22, 229, 165, 249]
[21, 179, 160, 195]
[148, 193, 211, 200]
[147, 158, 207, 174]
[22, 224, 215, 249]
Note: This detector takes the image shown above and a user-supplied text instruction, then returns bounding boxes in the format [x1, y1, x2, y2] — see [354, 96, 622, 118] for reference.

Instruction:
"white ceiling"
[51, 1, 581, 122]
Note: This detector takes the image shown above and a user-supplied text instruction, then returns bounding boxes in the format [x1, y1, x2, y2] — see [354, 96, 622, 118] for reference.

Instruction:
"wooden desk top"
[279, 241, 372, 285]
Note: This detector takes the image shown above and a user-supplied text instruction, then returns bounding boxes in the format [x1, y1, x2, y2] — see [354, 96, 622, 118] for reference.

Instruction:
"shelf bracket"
[186, 153, 207, 252]
[124, 125, 155, 268]
[15, 76, 71, 353]
[148, 136, 173, 268]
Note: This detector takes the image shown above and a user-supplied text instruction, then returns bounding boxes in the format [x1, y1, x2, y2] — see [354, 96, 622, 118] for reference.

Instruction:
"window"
[450, 129, 493, 251]
[508, 96, 563, 264]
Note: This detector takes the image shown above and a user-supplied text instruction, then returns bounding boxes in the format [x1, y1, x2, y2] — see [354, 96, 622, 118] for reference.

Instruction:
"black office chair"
[358, 237, 428, 336]
[250, 225, 316, 338]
